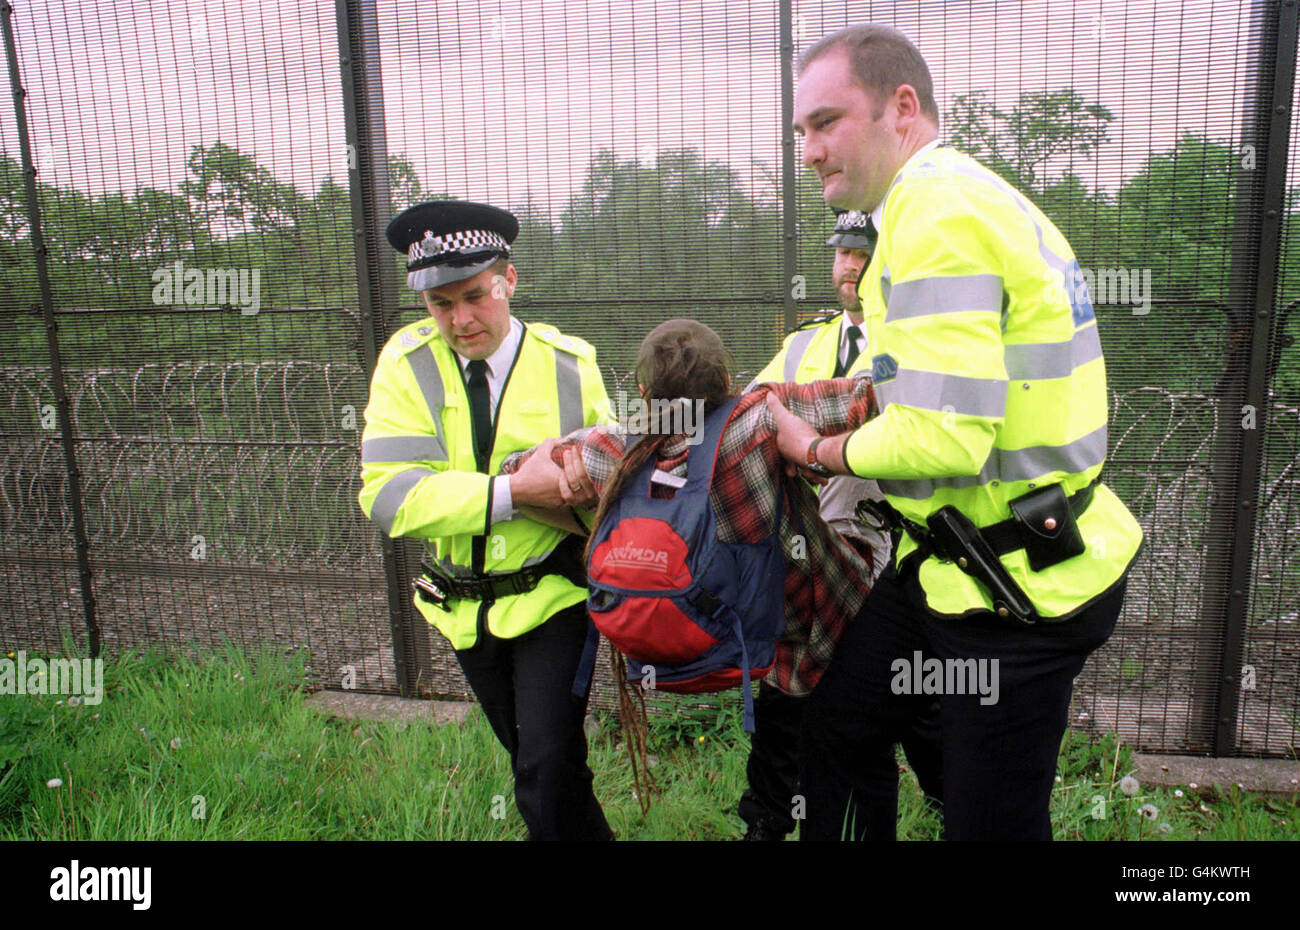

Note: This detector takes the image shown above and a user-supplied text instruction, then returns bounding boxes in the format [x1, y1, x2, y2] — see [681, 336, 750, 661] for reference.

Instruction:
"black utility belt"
[858, 480, 1097, 625]
[412, 537, 588, 609]
[413, 561, 547, 609]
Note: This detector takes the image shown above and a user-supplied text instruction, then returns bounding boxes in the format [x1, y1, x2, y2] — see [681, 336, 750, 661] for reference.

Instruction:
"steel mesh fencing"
[0, 0, 1295, 759]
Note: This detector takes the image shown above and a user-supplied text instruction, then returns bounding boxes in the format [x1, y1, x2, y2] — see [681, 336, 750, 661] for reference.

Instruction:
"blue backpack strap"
[687, 397, 759, 733]
[570, 617, 602, 698]
[623, 396, 740, 498]
[729, 607, 757, 734]
[681, 396, 741, 492]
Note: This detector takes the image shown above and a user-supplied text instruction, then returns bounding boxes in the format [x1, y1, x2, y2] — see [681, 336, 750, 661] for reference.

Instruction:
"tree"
[180, 141, 306, 238]
[387, 154, 425, 213]
[946, 89, 1113, 192]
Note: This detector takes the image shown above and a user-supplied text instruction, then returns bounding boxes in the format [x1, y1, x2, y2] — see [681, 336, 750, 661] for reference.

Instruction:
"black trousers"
[738, 680, 944, 836]
[800, 561, 1125, 841]
[454, 601, 613, 841]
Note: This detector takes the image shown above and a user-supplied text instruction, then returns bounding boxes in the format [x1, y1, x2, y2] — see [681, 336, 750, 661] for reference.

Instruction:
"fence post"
[779, 0, 796, 335]
[1204, 0, 1298, 756]
[336, 0, 428, 697]
[0, 0, 99, 656]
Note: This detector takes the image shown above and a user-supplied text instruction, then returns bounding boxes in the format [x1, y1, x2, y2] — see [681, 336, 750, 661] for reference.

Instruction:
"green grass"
[0, 646, 1295, 840]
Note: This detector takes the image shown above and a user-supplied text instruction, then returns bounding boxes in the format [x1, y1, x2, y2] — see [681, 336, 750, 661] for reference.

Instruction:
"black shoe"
[742, 819, 790, 842]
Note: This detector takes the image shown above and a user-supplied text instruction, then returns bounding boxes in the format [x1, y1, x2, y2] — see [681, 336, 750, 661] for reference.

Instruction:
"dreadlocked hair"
[584, 320, 737, 811]
[611, 638, 655, 813]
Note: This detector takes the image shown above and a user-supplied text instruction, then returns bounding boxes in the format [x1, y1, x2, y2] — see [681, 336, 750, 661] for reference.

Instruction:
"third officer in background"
[737, 209, 942, 841]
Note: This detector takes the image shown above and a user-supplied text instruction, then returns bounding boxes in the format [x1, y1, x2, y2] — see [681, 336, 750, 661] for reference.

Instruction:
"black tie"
[466, 359, 493, 472]
[836, 325, 862, 378]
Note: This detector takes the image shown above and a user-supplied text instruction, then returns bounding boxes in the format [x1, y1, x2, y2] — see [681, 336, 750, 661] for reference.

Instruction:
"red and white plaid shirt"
[501, 378, 878, 696]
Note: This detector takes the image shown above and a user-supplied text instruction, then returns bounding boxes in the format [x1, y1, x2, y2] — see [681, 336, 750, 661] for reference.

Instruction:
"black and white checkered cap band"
[408, 228, 509, 266]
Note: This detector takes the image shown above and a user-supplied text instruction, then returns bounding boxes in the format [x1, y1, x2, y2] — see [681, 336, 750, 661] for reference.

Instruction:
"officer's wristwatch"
[805, 437, 833, 478]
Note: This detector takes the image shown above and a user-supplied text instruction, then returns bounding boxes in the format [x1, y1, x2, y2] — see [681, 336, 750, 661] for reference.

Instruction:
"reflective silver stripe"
[877, 425, 1108, 500]
[555, 352, 583, 435]
[876, 369, 1006, 418]
[406, 345, 450, 461]
[885, 273, 1003, 323]
[361, 435, 448, 463]
[1004, 325, 1103, 381]
[783, 327, 818, 383]
[370, 467, 437, 534]
[435, 554, 472, 577]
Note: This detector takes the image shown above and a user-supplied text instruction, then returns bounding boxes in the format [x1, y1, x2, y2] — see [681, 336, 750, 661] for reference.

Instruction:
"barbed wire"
[1, 363, 1297, 622]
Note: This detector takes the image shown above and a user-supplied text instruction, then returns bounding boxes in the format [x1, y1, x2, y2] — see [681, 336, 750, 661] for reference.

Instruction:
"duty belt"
[856, 479, 1098, 625]
[860, 480, 1097, 559]
[412, 536, 587, 610]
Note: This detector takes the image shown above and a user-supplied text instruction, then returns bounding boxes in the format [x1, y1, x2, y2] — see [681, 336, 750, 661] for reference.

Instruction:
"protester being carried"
[500, 318, 878, 706]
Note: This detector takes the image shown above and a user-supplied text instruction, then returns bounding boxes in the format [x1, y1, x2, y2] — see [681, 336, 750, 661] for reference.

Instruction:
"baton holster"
[926, 505, 1039, 625]
[858, 481, 1099, 625]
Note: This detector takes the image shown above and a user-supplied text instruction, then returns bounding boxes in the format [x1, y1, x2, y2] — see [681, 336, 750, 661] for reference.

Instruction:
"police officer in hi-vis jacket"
[358, 200, 615, 840]
[768, 25, 1143, 841]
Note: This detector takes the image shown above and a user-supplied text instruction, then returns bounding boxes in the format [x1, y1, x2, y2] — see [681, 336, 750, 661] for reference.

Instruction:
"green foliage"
[946, 88, 1114, 192]
[5, 88, 1300, 520]
[1049, 730, 1300, 840]
[555, 147, 778, 297]
[644, 691, 745, 749]
[1, 647, 1295, 840]
[4, 107, 1297, 403]
[0, 691, 48, 810]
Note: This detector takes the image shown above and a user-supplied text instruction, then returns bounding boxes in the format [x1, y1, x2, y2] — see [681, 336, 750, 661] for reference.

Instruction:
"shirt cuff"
[491, 476, 515, 526]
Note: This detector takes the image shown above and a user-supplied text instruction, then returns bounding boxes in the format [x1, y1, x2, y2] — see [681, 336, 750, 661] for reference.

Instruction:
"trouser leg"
[456, 602, 612, 840]
[900, 697, 945, 813]
[455, 624, 519, 763]
[738, 681, 806, 836]
[917, 578, 1126, 840]
[799, 566, 933, 841]
[508, 603, 613, 841]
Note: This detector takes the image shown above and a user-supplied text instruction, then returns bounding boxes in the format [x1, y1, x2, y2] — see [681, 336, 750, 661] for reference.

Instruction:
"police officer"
[768, 25, 1144, 840]
[358, 200, 615, 840]
[737, 209, 943, 841]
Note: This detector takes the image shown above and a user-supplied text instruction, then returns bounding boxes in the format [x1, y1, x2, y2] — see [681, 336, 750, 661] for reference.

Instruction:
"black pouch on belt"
[1007, 483, 1086, 572]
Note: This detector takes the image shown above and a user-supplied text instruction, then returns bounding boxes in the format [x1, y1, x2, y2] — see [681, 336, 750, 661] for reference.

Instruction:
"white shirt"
[838, 312, 867, 374]
[824, 312, 891, 577]
[453, 316, 523, 526]
[453, 315, 522, 411]
[870, 138, 942, 238]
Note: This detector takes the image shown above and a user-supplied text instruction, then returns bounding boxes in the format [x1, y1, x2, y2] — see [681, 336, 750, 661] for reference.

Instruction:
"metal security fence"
[0, 0, 1295, 759]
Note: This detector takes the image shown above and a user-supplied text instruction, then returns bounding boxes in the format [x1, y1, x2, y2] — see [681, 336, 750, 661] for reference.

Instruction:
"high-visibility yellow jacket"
[357, 318, 613, 649]
[749, 311, 892, 572]
[843, 145, 1143, 619]
[749, 311, 850, 387]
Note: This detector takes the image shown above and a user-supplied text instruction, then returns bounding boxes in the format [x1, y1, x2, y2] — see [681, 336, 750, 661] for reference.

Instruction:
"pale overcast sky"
[2, 0, 1266, 216]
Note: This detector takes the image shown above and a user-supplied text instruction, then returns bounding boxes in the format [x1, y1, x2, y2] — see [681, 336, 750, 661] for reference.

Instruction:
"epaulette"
[384, 318, 442, 359]
[526, 322, 597, 362]
[789, 310, 840, 335]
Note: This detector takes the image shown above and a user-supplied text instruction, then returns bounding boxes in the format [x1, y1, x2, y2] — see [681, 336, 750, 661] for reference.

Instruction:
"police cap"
[827, 208, 876, 251]
[385, 200, 519, 292]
